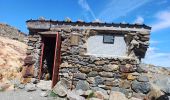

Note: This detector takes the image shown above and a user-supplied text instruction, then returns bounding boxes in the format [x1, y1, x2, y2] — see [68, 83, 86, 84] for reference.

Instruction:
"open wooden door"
[39, 37, 44, 80]
[52, 32, 61, 88]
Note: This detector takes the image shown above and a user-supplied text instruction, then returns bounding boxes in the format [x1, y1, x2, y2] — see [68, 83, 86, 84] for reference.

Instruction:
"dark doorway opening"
[39, 33, 61, 88]
[42, 36, 56, 80]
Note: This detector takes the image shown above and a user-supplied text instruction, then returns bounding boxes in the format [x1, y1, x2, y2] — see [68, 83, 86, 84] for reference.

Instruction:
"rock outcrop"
[0, 23, 26, 42]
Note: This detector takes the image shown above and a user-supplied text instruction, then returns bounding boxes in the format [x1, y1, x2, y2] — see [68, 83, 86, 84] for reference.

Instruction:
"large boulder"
[131, 80, 151, 94]
[152, 75, 170, 94]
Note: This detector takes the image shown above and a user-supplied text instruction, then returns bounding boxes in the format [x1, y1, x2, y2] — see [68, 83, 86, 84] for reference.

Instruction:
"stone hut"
[25, 19, 151, 92]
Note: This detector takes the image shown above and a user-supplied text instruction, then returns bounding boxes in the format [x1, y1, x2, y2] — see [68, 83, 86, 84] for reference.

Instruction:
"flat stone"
[87, 64, 96, 67]
[76, 80, 89, 91]
[102, 64, 119, 72]
[95, 61, 105, 65]
[29, 37, 37, 42]
[137, 75, 149, 82]
[104, 80, 118, 87]
[131, 72, 140, 76]
[87, 71, 98, 77]
[27, 46, 34, 50]
[73, 73, 86, 80]
[78, 61, 87, 66]
[60, 62, 72, 68]
[92, 66, 103, 72]
[79, 67, 92, 73]
[131, 80, 151, 94]
[99, 72, 113, 78]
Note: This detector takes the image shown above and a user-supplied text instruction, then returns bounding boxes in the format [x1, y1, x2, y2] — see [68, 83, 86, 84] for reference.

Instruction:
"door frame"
[52, 32, 61, 88]
[38, 32, 61, 88]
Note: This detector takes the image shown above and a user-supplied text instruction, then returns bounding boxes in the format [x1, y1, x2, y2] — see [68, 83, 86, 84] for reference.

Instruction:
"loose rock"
[25, 83, 36, 92]
[53, 79, 70, 97]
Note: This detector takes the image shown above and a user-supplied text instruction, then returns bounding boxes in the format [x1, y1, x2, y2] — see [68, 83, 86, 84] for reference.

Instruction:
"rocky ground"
[0, 36, 27, 90]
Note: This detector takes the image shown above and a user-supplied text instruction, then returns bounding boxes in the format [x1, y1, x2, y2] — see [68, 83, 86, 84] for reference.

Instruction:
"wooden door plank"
[52, 32, 61, 88]
[38, 37, 44, 80]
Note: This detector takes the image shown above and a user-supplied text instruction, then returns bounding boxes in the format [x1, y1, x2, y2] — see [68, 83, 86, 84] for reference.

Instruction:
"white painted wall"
[87, 35, 127, 57]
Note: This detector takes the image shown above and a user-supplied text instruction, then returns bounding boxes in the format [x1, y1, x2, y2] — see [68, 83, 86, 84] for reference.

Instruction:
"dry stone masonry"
[25, 19, 151, 99]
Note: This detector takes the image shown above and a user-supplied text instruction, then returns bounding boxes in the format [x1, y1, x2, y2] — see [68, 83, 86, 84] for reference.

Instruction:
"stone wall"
[26, 33, 42, 78]
[57, 28, 151, 98]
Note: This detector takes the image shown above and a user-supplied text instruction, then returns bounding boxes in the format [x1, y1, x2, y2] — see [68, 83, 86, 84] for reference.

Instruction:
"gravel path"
[0, 89, 55, 100]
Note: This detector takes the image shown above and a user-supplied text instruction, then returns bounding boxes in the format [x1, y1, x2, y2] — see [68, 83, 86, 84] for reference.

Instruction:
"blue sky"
[0, 0, 170, 67]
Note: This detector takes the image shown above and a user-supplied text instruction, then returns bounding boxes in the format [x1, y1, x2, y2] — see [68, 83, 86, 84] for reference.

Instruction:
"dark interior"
[42, 36, 56, 80]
